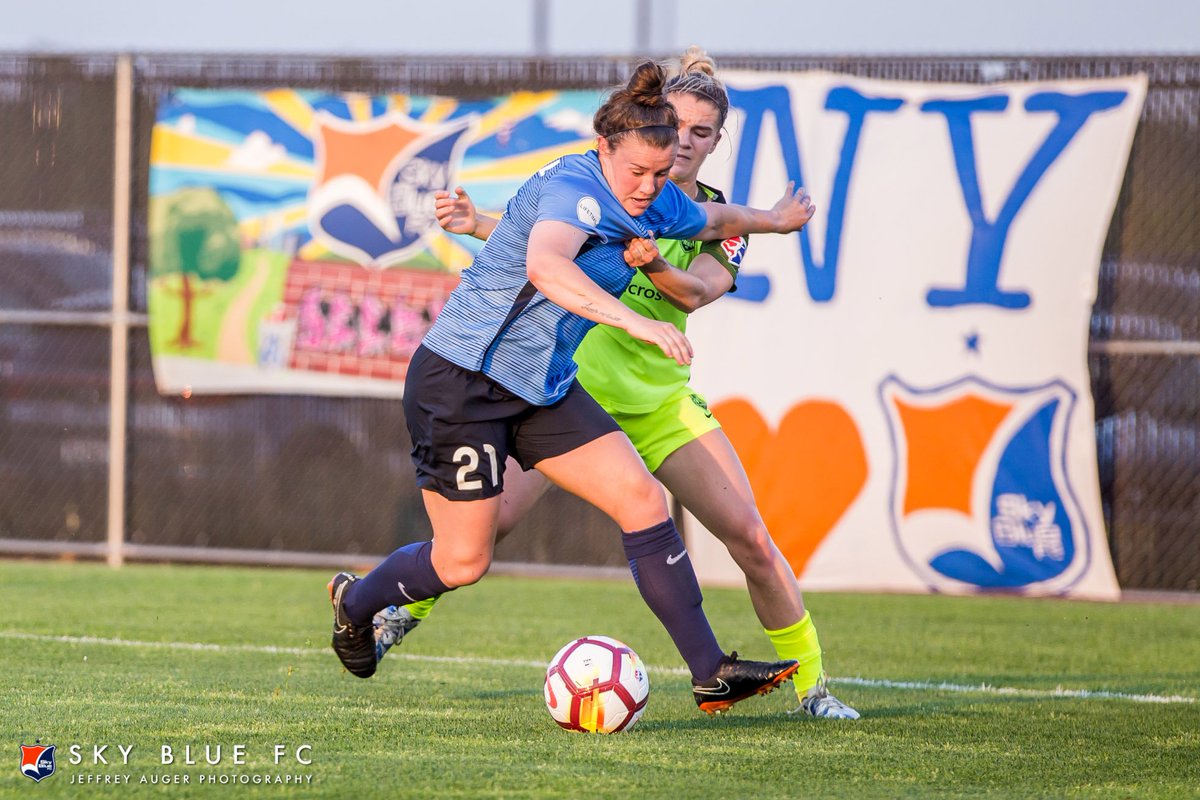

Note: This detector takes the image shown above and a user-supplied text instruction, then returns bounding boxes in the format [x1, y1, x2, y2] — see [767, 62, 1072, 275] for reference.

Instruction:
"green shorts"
[605, 385, 722, 473]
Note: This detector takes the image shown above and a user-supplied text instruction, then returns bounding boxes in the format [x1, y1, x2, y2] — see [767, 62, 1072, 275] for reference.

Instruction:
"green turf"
[1, 561, 1197, 798]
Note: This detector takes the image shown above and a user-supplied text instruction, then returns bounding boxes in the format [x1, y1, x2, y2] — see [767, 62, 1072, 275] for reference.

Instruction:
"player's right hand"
[434, 186, 478, 236]
[624, 315, 693, 366]
[623, 237, 662, 269]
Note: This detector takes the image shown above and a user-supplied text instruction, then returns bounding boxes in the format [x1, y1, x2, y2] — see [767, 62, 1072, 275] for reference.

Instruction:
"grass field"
[2, 561, 1198, 798]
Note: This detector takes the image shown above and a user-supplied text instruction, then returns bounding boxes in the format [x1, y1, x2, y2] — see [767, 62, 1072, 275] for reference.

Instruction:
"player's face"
[597, 136, 678, 216]
[669, 92, 722, 185]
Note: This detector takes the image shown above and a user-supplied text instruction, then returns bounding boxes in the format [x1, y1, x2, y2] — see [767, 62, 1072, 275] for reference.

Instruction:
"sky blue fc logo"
[880, 376, 1091, 594]
[21, 744, 56, 783]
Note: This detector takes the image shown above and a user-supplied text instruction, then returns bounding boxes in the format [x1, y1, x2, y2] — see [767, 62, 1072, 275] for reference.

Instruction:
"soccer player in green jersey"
[381, 47, 858, 719]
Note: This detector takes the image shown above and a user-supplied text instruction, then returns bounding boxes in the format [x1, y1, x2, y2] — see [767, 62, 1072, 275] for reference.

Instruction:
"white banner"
[685, 71, 1146, 600]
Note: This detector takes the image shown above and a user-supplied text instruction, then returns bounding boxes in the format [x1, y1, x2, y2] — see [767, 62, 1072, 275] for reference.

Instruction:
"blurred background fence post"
[106, 53, 133, 568]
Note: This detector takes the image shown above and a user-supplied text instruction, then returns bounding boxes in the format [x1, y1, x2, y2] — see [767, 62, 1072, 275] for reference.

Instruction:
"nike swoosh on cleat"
[692, 678, 731, 696]
[666, 551, 687, 565]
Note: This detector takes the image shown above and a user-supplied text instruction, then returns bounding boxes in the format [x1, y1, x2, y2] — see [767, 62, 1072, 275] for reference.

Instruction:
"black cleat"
[328, 572, 377, 678]
[692, 652, 800, 714]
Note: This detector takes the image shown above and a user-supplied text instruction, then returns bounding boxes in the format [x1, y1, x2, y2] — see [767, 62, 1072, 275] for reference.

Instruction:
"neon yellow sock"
[403, 596, 439, 620]
[764, 611, 823, 702]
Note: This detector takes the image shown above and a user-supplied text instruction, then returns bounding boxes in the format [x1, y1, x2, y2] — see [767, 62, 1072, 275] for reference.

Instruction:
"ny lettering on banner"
[726, 85, 1128, 309]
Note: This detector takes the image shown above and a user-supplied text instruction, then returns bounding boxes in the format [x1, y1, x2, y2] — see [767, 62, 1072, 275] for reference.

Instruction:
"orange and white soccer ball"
[543, 636, 649, 734]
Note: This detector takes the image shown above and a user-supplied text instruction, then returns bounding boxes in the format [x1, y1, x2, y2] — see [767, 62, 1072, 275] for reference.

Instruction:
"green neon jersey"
[574, 183, 747, 414]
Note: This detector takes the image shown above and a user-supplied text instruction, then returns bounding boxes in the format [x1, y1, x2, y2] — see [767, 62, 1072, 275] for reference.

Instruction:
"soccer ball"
[543, 636, 649, 734]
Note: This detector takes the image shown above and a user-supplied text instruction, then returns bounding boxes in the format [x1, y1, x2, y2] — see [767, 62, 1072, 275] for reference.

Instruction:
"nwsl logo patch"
[20, 744, 56, 783]
[719, 236, 747, 267]
[880, 375, 1090, 594]
[308, 111, 476, 268]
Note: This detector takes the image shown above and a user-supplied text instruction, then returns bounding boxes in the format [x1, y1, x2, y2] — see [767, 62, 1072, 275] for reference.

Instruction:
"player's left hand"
[624, 315, 693, 366]
[769, 181, 816, 233]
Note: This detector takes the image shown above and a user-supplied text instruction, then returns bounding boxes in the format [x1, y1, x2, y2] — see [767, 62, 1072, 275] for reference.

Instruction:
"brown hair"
[593, 61, 679, 150]
[664, 45, 730, 129]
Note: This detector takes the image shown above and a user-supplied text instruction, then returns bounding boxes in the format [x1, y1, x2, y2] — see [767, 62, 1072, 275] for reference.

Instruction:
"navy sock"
[622, 518, 723, 681]
[343, 541, 451, 626]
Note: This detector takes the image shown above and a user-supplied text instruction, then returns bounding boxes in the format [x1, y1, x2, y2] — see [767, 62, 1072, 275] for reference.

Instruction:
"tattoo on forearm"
[582, 301, 622, 322]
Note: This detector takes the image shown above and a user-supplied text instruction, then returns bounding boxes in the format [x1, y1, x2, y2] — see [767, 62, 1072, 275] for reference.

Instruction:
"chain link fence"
[0, 53, 1195, 590]
[0, 56, 115, 554]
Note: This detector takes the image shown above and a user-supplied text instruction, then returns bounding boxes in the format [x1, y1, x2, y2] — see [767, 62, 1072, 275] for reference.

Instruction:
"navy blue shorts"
[402, 345, 621, 500]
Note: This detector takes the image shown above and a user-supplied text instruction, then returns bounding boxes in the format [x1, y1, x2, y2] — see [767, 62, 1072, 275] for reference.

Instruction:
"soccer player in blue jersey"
[387, 48, 859, 720]
[329, 61, 816, 713]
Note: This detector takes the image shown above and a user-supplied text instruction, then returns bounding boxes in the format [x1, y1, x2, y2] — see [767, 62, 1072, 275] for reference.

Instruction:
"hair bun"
[593, 60, 678, 147]
[626, 61, 669, 107]
[679, 45, 716, 77]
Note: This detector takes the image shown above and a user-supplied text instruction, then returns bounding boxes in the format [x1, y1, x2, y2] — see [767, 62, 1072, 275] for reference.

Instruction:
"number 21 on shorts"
[453, 444, 499, 491]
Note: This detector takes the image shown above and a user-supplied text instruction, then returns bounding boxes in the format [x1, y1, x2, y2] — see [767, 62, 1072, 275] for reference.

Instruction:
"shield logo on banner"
[879, 375, 1091, 595]
[308, 111, 476, 268]
[20, 744, 56, 782]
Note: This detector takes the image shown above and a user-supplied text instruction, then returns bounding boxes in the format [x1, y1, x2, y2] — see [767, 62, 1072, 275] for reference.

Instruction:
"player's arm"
[693, 181, 814, 240]
[527, 220, 693, 366]
[625, 238, 733, 313]
[434, 186, 498, 240]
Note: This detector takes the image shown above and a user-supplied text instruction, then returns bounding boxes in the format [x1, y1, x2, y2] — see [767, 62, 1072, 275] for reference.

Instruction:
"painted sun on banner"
[148, 88, 600, 396]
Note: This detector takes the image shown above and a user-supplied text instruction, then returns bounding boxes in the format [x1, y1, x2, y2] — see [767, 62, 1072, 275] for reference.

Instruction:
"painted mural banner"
[683, 71, 1145, 599]
[148, 72, 1144, 599]
[148, 88, 602, 396]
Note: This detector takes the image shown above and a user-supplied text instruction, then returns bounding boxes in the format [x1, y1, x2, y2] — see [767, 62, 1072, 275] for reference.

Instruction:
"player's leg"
[652, 400, 858, 717]
[496, 459, 552, 541]
[330, 345, 509, 678]
[534, 431, 725, 683]
[654, 428, 806, 628]
[333, 490, 500, 674]
[519, 383, 798, 712]
[376, 461, 551, 662]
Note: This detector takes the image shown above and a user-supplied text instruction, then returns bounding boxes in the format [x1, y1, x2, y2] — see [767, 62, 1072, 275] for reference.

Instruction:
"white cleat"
[790, 676, 861, 720]
[372, 605, 421, 663]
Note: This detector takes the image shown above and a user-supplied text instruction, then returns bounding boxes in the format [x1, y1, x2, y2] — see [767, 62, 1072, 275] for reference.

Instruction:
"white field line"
[832, 676, 1196, 705]
[2, 631, 1194, 706]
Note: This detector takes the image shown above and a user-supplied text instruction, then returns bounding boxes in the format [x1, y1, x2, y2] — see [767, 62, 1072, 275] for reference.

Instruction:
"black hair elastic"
[599, 124, 678, 138]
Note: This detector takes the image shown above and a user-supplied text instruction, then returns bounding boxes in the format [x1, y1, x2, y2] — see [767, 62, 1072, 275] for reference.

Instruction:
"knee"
[726, 520, 779, 576]
[435, 554, 491, 589]
[627, 470, 666, 509]
[615, 473, 669, 528]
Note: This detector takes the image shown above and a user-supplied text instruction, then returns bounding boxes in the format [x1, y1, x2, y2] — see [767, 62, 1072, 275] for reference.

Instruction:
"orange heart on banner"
[711, 398, 869, 578]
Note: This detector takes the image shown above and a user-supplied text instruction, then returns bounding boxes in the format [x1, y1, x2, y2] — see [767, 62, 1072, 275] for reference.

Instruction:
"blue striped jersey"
[422, 150, 707, 405]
